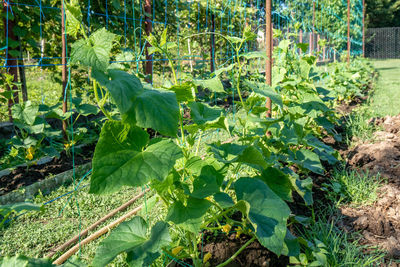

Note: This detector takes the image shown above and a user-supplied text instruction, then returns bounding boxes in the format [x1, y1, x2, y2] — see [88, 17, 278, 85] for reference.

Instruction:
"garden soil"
[0, 144, 94, 195]
[341, 115, 400, 260]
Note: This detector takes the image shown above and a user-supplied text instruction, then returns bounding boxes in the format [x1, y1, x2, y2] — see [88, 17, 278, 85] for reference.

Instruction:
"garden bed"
[0, 144, 94, 197]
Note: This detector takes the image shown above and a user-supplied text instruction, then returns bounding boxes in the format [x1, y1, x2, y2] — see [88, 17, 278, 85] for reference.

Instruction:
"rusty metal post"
[362, 0, 365, 57]
[144, 0, 153, 82]
[299, 29, 303, 54]
[347, 0, 351, 63]
[3, 1, 19, 122]
[265, 0, 272, 118]
[61, 0, 68, 139]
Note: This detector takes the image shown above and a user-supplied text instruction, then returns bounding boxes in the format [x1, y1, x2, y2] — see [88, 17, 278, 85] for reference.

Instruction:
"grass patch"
[369, 59, 400, 117]
[297, 210, 384, 266]
[0, 180, 154, 265]
[323, 167, 383, 207]
[344, 107, 379, 146]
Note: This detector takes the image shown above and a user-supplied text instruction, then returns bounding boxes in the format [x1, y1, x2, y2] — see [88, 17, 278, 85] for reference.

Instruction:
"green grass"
[323, 167, 383, 207]
[369, 59, 400, 117]
[299, 210, 384, 267]
[0, 181, 156, 265]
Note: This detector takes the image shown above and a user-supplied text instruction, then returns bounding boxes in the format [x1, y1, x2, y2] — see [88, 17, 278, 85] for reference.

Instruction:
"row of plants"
[0, 7, 375, 266]
[0, 99, 101, 170]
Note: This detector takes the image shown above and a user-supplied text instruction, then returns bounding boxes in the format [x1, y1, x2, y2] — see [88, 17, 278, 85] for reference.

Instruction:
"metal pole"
[347, 0, 351, 63]
[61, 0, 68, 139]
[144, 0, 153, 83]
[265, 0, 272, 118]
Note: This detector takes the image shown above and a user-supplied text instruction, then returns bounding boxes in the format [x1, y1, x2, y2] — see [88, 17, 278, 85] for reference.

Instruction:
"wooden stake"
[53, 205, 143, 265]
[144, 0, 153, 83]
[210, 7, 216, 73]
[347, 0, 351, 63]
[265, 0, 272, 118]
[46, 189, 149, 259]
[61, 0, 68, 140]
[311, 1, 315, 54]
[362, 0, 365, 57]
[3, 0, 19, 122]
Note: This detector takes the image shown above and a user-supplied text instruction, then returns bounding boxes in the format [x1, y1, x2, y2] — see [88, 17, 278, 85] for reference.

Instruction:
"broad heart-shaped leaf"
[288, 149, 324, 175]
[242, 51, 268, 60]
[71, 28, 116, 71]
[0, 202, 42, 217]
[193, 76, 225, 93]
[92, 69, 144, 115]
[65, 0, 82, 38]
[258, 167, 293, 202]
[213, 192, 234, 209]
[90, 121, 182, 194]
[0, 255, 54, 266]
[93, 216, 170, 267]
[188, 102, 223, 125]
[235, 178, 290, 256]
[166, 197, 212, 233]
[128, 89, 179, 137]
[191, 165, 224, 198]
[11, 101, 38, 126]
[167, 82, 196, 103]
[245, 81, 283, 107]
[209, 143, 268, 170]
[126, 221, 171, 266]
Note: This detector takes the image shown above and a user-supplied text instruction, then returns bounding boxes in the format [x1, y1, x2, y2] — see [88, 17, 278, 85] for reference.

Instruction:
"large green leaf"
[93, 217, 170, 267]
[11, 101, 38, 126]
[129, 89, 179, 136]
[90, 121, 182, 194]
[188, 102, 223, 125]
[235, 178, 290, 256]
[92, 69, 143, 115]
[166, 197, 211, 233]
[288, 149, 324, 175]
[245, 81, 283, 107]
[193, 76, 224, 93]
[191, 165, 223, 198]
[258, 167, 293, 202]
[167, 82, 196, 103]
[0, 255, 53, 267]
[71, 28, 116, 71]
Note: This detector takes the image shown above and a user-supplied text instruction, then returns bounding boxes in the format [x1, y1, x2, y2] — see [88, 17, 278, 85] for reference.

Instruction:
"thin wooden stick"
[53, 205, 144, 265]
[47, 189, 149, 259]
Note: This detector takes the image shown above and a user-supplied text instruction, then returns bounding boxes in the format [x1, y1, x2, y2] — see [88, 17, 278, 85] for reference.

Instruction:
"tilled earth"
[342, 115, 400, 260]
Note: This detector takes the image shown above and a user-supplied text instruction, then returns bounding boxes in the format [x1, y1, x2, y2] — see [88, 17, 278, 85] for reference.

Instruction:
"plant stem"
[93, 80, 112, 121]
[195, 133, 202, 156]
[216, 236, 256, 267]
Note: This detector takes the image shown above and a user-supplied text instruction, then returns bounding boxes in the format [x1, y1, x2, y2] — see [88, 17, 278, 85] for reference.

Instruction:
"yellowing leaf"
[171, 246, 183, 256]
[203, 252, 212, 263]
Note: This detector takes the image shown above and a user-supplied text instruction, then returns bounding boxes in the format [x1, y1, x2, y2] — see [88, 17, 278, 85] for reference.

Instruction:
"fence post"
[310, 1, 315, 55]
[265, 0, 272, 118]
[61, 0, 68, 140]
[144, 0, 153, 83]
[210, 6, 216, 73]
[347, 0, 351, 63]
[362, 0, 365, 57]
[3, 1, 19, 122]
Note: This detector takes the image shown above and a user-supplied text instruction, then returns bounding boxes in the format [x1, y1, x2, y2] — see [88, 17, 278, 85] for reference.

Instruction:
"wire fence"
[366, 27, 400, 59]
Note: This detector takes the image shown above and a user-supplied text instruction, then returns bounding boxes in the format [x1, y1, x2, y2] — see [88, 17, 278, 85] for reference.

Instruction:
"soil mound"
[342, 115, 400, 259]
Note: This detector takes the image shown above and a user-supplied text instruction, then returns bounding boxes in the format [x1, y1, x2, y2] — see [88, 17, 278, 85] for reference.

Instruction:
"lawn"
[369, 59, 400, 117]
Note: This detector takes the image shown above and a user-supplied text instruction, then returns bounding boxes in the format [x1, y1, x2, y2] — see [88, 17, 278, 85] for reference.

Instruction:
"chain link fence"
[366, 27, 400, 59]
